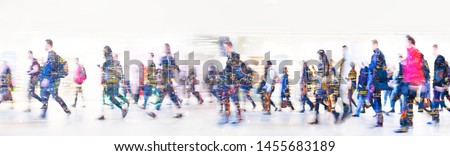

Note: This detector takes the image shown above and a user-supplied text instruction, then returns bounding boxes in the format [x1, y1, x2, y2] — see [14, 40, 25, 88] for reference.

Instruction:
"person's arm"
[41, 52, 57, 80]
[28, 64, 39, 75]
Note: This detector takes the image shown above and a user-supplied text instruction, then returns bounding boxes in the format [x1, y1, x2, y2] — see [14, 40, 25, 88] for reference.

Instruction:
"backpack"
[74, 65, 87, 84]
[56, 55, 69, 78]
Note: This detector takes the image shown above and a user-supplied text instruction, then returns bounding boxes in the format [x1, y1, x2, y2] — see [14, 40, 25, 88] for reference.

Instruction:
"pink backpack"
[74, 65, 87, 84]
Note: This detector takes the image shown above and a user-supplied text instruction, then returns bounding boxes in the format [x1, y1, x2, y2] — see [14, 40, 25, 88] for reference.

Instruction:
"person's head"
[342, 45, 348, 56]
[114, 53, 119, 60]
[303, 60, 308, 67]
[266, 60, 272, 68]
[432, 44, 439, 56]
[45, 39, 53, 51]
[150, 52, 155, 59]
[350, 62, 355, 68]
[284, 67, 288, 73]
[372, 39, 378, 50]
[317, 49, 325, 61]
[406, 35, 415, 48]
[103, 46, 112, 59]
[28, 50, 33, 59]
[164, 43, 171, 55]
[398, 53, 404, 62]
[75, 58, 79, 64]
[224, 41, 233, 54]
[329, 59, 334, 65]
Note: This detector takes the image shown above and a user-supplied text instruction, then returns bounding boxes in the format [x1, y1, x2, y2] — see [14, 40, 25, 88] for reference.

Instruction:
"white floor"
[1, 95, 450, 136]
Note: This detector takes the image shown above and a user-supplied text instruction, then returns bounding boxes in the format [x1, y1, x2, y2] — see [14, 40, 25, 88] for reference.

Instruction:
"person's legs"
[310, 92, 324, 124]
[191, 85, 204, 104]
[244, 88, 256, 109]
[396, 89, 416, 133]
[353, 95, 366, 116]
[390, 86, 402, 112]
[39, 86, 51, 118]
[142, 85, 152, 109]
[429, 91, 444, 124]
[218, 88, 231, 124]
[373, 90, 383, 126]
[50, 87, 70, 114]
[72, 86, 82, 107]
[28, 76, 41, 102]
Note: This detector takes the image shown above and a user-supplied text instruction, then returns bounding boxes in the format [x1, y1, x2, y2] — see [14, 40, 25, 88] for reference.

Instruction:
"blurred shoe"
[122, 108, 128, 118]
[40, 104, 48, 109]
[372, 123, 383, 128]
[173, 113, 183, 118]
[394, 127, 409, 133]
[39, 111, 47, 119]
[333, 112, 340, 123]
[147, 112, 156, 118]
[308, 120, 318, 125]
[427, 120, 439, 125]
[237, 114, 243, 121]
[138, 105, 146, 110]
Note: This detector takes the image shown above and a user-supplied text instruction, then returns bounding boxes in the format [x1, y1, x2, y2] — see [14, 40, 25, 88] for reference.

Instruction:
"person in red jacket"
[72, 58, 87, 108]
[395, 35, 426, 133]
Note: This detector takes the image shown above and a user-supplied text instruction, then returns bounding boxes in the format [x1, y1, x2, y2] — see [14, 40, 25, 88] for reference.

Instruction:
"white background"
[1, 0, 450, 155]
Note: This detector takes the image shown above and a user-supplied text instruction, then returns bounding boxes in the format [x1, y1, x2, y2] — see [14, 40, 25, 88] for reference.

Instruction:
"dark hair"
[372, 39, 378, 45]
[240, 62, 246, 68]
[46, 39, 53, 47]
[267, 60, 272, 66]
[433, 44, 438, 48]
[224, 41, 233, 47]
[342, 45, 347, 48]
[406, 35, 415, 45]
[317, 49, 325, 54]
[28, 50, 33, 54]
[104, 46, 112, 53]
